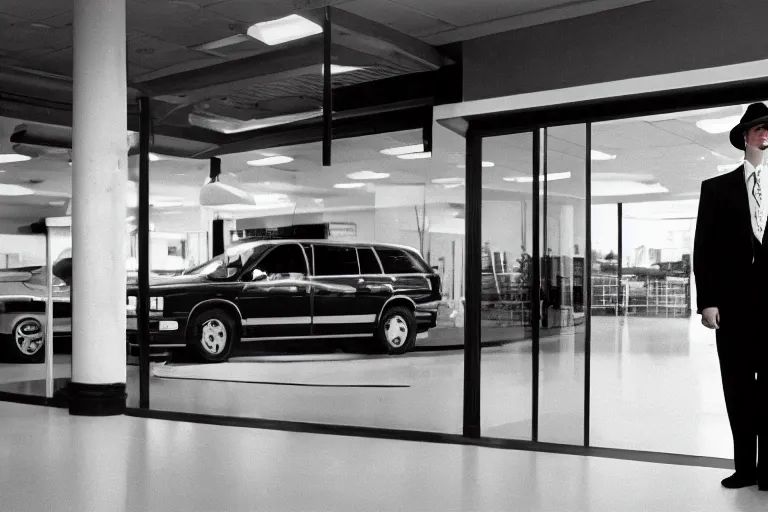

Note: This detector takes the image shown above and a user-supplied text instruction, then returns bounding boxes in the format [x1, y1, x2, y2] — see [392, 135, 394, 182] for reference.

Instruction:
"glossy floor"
[0, 315, 732, 458]
[0, 401, 765, 512]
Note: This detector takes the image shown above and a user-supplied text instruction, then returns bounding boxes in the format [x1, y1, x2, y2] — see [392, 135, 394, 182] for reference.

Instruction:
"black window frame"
[357, 247, 383, 275]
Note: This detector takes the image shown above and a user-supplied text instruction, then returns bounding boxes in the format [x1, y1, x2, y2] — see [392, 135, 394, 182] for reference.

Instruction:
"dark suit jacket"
[693, 165, 757, 315]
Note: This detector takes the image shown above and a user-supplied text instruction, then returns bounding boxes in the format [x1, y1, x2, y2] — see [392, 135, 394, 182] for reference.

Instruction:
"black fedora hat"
[730, 103, 768, 150]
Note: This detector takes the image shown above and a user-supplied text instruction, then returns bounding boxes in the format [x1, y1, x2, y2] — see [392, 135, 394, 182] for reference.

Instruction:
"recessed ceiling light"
[322, 65, 364, 75]
[0, 184, 34, 196]
[432, 177, 464, 185]
[0, 154, 31, 164]
[149, 153, 161, 162]
[175, 173, 186, 176]
[247, 14, 322, 46]
[591, 150, 617, 161]
[347, 171, 390, 180]
[503, 172, 572, 183]
[247, 156, 294, 166]
[457, 161, 495, 168]
[334, 183, 366, 189]
[696, 115, 743, 134]
[49, 201, 66, 206]
[380, 144, 424, 156]
[398, 152, 432, 160]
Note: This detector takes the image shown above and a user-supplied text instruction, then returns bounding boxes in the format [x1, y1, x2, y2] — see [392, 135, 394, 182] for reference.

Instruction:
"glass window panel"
[314, 245, 359, 276]
[481, 132, 535, 440]
[538, 125, 587, 445]
[357, 248, 382, 275]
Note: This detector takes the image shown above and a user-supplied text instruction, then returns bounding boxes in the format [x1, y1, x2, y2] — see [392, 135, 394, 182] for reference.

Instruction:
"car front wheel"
[187, 308, 239, 363]
[376, 306, 416, 355]
[1, 318, 45, 363]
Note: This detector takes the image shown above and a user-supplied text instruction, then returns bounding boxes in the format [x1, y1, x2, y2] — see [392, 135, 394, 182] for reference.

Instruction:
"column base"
[67, 382, 126, 416]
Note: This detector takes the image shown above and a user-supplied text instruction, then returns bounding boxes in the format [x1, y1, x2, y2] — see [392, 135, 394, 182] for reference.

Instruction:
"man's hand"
[701, 307, 720, 330]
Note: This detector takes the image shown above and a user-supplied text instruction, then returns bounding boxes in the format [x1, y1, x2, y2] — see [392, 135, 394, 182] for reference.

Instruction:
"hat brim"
[730, 114, 768, 150]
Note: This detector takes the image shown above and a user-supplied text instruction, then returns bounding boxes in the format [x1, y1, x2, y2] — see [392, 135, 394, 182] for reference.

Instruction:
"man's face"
[745, 124, 768, 150]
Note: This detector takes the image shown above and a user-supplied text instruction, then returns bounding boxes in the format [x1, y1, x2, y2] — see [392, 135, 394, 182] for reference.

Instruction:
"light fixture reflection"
[504, 172, 572, 183]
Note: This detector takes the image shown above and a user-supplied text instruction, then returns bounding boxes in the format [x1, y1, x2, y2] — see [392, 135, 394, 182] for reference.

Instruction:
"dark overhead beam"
[303, 7, 447, 71]
[194, 106, 431, 158]
[137, 36, 324, 99]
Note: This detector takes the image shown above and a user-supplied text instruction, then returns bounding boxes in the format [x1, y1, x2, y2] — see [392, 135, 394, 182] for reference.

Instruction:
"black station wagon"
[126, 240, 441, 362]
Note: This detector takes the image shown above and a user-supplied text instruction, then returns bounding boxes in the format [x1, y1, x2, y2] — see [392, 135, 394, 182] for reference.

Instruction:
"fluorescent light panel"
[504, 172, 572, 183]
[398, 152, 432, 160]
[380, 144, 424, 156]
[347, 171, 389, 180]
[247, 156, 294, 166]
[0, 184, 34, 196]
[334, 183, 366, 189]
[591, 150, 616, 161]
[591, 180, 669, 197]
[247, 14, 322, 46]
[0, 154, 31, 164]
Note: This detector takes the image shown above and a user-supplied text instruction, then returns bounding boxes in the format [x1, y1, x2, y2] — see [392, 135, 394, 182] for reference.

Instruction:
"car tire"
[375, 306, 416, 355]
[187, 308, 239, 363]
[1, 318, 46, 364]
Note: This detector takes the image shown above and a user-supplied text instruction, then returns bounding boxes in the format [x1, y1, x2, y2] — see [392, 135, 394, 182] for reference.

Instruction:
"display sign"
[231, 223, 330, 242]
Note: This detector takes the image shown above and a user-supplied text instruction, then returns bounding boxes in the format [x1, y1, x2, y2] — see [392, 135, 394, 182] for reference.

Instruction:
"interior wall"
[463, 0, 768, 101]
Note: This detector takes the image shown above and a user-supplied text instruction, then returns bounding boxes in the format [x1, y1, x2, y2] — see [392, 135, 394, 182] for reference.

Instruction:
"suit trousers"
[716, 305, 768, 478]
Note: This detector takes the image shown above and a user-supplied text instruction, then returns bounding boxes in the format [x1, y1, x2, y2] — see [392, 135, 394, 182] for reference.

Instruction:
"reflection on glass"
[139, 127, 466, 434]
[538, 125, 587, 445]
[590, 107, 736, 458]
[481, 132, 534, 440]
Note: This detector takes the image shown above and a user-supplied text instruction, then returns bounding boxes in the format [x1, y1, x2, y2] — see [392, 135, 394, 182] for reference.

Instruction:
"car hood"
[127, 273, 210, 290]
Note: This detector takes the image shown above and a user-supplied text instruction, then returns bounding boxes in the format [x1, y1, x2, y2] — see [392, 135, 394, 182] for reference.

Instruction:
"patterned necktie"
[753, 168, 763, 238]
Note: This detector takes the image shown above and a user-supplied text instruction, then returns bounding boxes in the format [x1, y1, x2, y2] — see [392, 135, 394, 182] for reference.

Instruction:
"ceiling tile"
[391, 0, 591, 28]
[204, 0, 348, 23]
[0, 0, 71, 21]
[127, 35, 216, 70]
[128, 0, 246, 47]
[28, 47, 73, 76]
[340, 0, 455, 38]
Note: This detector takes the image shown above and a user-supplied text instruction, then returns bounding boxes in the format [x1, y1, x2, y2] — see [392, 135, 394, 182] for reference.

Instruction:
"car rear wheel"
[375, 306, 416, 355]
[1, 318, 45, 363]
[187, 308, 239, 363]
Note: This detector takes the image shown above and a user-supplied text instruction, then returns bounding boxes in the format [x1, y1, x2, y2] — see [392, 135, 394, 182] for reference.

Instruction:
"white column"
[70, 0, 127, 412]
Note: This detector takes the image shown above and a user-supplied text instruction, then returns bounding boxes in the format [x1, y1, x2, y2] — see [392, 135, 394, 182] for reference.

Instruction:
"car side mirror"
[252, 269, 267, 281]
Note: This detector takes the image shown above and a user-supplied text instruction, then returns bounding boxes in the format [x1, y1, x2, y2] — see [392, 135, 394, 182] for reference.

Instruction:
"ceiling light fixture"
[246, 156, 294, 166]
[380, 144, 424, 156]
[0, 184, 35, 196]
[591, 150, 617, 161]
[591, 180, 669, 197]
[149, 153, 161, 162]
[334, 183, 366, 189]
[457, 161, 495, 168]
[696, 115, 743, 134]
[322, 65, 364, 75]
[504, 172, 572, 183]
[347, 171, 390, 180]
[432, 177, 464, 185]
[247, 14, 322, 46]
[0, 154, 31, 164]
[397, 152, 432, 160]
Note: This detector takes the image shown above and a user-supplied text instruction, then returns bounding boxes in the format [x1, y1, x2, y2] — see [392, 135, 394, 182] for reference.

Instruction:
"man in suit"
[694, 102, 768, 490]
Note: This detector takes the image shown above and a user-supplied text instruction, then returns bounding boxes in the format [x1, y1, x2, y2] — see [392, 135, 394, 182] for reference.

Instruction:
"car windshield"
[184, 243, 268, 277]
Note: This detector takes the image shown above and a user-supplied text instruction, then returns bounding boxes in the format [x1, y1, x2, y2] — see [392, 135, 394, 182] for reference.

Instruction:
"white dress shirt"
[745, 160, 767, 243]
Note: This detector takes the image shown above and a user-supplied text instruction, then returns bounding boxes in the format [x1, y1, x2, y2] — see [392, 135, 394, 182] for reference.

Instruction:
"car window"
[250, 244, 308, 281]
[375, 248, 429, 274]
[314, 245, 359, 276]
[357, 248, 382, 275]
